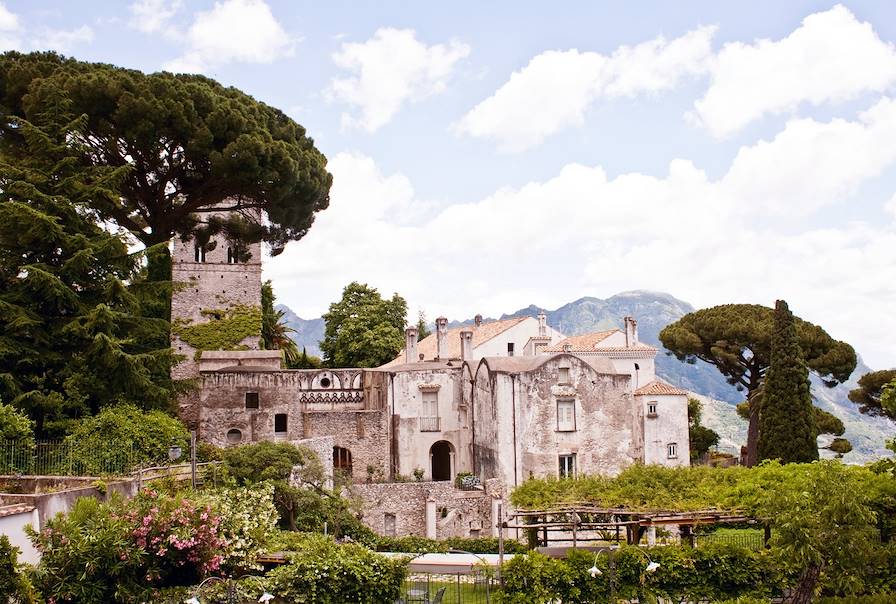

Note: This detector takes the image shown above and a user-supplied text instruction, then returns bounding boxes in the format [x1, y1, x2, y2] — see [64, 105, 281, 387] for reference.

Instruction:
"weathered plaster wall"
[0, 507, 40, 564]
[387, 367, 472, 480]
[473, 318, 563, 358]
[515, 355, 639, 478]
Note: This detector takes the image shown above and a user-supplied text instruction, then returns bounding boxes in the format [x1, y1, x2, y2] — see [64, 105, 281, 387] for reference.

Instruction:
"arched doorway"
[430, 440, 454, 482]
[333, 446, 353, 478]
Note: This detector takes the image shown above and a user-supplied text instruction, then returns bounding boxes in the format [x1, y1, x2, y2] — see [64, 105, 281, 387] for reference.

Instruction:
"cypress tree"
[757, 300, 818, 463]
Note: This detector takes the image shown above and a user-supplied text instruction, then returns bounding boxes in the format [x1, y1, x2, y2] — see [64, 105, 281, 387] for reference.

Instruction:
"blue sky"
[2, 1, 896, 369]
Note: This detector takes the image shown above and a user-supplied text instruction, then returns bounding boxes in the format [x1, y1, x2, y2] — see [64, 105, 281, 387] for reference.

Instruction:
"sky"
[2, 1, 896, 369]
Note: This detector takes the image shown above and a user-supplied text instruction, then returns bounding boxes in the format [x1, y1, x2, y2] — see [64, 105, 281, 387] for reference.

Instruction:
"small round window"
[320, 377, 331, 388]
[226, 429, 242, 444]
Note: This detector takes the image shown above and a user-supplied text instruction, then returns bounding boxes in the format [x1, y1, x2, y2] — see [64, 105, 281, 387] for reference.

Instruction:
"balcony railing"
[419, 416, 441, 432]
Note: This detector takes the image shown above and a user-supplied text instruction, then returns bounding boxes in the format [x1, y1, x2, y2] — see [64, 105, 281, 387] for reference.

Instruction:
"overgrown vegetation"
[173, 304, 262, 359]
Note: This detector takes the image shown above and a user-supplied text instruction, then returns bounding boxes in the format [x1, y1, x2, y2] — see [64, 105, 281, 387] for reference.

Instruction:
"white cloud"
[165, 0, 292, 73]
[694, 5, 896, 137]
[0, 1, 22, 51]
[328, 28, 470, 132]
[455, 26, 715, 151]
[886, 193, 896, 221]
[267, 99, 896, 369]
[128, 0, 182, 34]
[33, 25, 94, 52]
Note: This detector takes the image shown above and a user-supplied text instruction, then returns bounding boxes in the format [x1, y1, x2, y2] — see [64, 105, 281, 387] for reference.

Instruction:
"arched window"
[226, 429, 242, 444]
[333, 446, 353, 477]
[194, 245, 206, 263]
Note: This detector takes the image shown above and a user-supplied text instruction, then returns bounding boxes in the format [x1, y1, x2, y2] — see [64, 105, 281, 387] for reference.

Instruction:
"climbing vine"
[173, 305, 262, 359]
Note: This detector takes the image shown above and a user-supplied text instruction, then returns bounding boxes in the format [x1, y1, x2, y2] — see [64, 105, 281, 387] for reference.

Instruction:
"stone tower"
[170, 212, 263, 427]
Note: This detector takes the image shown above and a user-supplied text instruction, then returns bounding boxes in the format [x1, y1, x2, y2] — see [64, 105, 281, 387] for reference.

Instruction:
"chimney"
[562, 343, 572, 353]
[405, 327, 418, 363]
[435, 317, 449, 359]
[624, 316, 638, 347]
[460, 330, 473, 361]
[474, 314, 483, 328]
[537, 310, 547, 337]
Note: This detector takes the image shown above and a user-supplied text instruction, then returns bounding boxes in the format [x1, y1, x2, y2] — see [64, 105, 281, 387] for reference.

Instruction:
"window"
[226, 429, 242, 444]
[245, 392, 259, 409]
[421, 391, 439, 431]
[559, 454, 576, 478]
[334, 446, 353, 476]
[274, 413, 288, 434]
[384, 513, 396, 536]
[558, 366, 570, 384]
[647, 401, 657, 417]
[319, 376, 331, 388]
[557, 399, 576, 432]
[194, 245, 206, 262]
[469, 528, 481, 538]
[227, 247, 235, 264]
[667, 443, 678, 459]
[507, 342, 514, 357]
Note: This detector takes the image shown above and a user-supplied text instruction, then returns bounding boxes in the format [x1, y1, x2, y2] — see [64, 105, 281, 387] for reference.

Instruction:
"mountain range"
[279, 291, 894, 462]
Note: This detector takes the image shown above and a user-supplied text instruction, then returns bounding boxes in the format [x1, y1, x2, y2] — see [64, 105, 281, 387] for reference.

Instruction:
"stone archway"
[430, 440, 454, 482]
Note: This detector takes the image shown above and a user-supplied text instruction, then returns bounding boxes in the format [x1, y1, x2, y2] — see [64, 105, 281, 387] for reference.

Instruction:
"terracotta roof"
[542, 330, 620, 352]
[383, 317, 530, 367]
[634, 380, 688, 396]
[0, 504, 34, 518]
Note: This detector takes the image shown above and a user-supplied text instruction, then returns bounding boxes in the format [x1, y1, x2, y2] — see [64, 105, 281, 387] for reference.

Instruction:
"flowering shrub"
[125, 488, 226, 584]
[208, 483, 279, 571]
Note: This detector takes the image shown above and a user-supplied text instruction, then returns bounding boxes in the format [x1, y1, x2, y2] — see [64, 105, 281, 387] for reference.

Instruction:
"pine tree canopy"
[848, 369, 896, 419]
[659, 303, 856, 465]
[0, 51, 332, 257]
[321, 282, 407, 368]
[0, 103, 178, 435]
[757, 300, 818, 463]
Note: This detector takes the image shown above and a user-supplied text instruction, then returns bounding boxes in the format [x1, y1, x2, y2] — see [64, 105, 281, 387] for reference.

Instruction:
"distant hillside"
[276, 304, 324, 357]
[279, 290, 894, 461]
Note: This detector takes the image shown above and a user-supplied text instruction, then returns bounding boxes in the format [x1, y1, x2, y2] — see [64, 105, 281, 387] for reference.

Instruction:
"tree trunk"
[746, 401, 759, 467]
[789, 564, 821, 604]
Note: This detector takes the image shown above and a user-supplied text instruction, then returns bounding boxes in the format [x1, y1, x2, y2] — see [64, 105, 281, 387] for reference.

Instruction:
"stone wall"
[303, 410, 388, 482]
[353, 481, 495, 539]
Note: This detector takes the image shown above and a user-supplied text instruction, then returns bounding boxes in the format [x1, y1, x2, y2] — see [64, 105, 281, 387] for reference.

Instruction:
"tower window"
[274, 413, 288, 434]
[245, 392, 259, 409]
[227, 247, 235, 264]
[194, 245, 206, 263]
[667, 443, 678, 459]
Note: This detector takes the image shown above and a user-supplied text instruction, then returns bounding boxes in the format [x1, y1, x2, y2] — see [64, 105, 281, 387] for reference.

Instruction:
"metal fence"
[0, 439, 138, 476]
[399, 573, 496, 604]
[694, 530, 765, 550]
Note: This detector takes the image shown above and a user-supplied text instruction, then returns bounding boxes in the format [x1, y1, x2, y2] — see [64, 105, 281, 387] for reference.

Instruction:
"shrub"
[0, 402, 35, 473]
[207, 483, 279, 572]
[267, 535, 407, 603]
[64, 404, 189, 474]
[0, 535, 37, 603]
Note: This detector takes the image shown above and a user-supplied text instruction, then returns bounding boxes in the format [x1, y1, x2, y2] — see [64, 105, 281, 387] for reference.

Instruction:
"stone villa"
[171, 222, 690, 539]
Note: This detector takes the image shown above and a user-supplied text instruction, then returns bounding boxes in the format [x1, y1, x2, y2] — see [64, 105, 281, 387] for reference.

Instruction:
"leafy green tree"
[260, 280, 299, 367]
[882, 379, 896, 418]
[320, 282, 407, 368]
[757, 300, 818, 463]
[659, 303, 855, 465]
[0, 401, 34, 445]
[416, 310, 432, 341]
[687, 397, 720, 462]
[65, 404, 190, 473]
[0, 101, 179, 435]
[0, 535, 36, 603]
[848, 369, 896, 419]
[0, 52, 332, 265]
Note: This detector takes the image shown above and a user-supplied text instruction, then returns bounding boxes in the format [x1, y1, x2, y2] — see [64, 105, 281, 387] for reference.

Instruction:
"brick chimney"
[460, 330, 473, 361]
[435, 317, 449, 359]
[405, 326, 418, 363]
[624, 316, 638, 347]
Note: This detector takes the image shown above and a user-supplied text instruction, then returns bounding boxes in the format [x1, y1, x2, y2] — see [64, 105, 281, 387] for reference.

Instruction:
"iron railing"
[0, 439, 139, 476]
[400, 572, 494, 604]
[419, 417, 441, 432]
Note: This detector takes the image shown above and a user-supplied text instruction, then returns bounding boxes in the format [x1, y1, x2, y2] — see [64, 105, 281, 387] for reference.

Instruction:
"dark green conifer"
[757, 300, 818, 463]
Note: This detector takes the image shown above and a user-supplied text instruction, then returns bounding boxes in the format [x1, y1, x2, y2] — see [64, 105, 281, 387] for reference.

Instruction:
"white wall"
[0, 508, 40, 564]
[640, 393, 690, 467]
[473, 318, 563, 358]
